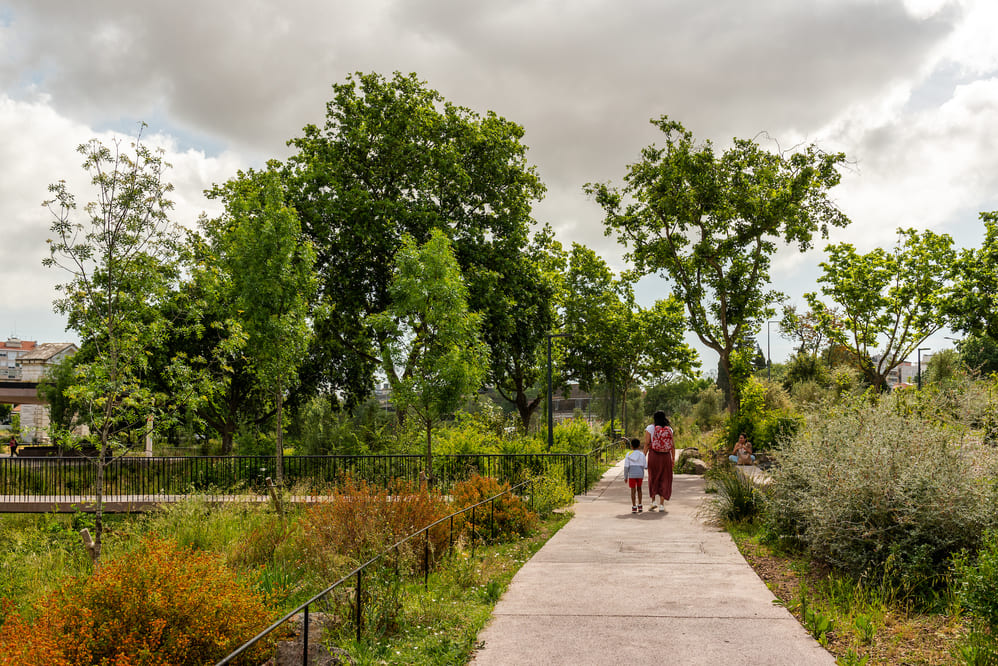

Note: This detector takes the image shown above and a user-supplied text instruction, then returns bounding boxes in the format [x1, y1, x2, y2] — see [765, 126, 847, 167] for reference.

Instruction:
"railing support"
[302, 603, 309, 666]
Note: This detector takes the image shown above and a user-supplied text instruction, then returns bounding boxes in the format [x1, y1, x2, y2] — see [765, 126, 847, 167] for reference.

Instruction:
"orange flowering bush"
[301, 476, 452, 577]
[452, 474, 537, 542]
[0, 535, 274, 666]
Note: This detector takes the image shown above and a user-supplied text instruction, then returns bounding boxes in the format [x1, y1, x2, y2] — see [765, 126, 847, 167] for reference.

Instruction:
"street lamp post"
[546, 333, 568, 451]
[767, 320, 778, 381]
[917, 347, 930, 390]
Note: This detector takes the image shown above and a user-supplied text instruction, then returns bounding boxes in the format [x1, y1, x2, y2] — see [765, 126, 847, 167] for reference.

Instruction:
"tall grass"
[765, 388, 998, 600]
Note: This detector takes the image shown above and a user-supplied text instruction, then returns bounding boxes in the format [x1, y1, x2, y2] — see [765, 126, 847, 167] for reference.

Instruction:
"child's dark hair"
[630, 437, 641, 450]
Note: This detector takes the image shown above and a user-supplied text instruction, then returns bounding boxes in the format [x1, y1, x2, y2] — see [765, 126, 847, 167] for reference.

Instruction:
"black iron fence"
[215, 479, 534, 666]
[0, 440, 628, 506]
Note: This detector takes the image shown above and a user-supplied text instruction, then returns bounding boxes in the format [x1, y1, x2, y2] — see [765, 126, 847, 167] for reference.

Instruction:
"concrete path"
[471, 461, 836, 666]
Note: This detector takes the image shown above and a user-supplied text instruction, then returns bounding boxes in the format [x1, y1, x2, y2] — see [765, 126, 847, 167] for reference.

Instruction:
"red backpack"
[650, 426, 674, 453]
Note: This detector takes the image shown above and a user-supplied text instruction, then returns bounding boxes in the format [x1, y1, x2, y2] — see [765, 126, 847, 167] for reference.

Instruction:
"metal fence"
[0, 440, 628, 507]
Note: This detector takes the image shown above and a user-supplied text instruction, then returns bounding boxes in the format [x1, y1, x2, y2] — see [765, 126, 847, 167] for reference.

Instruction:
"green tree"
[960, 334, 998, 376]
[43, 128, 179, 563]
[150, 230, 257, 454]
[562, 244, 696, 434]
[209, 166, 316, 483]
[484, 227, 565, 432]
[588, 117, 848, 413]
[643, 376, 713, 420]
[804, 228, 957, 391]
[368, 230, 487, 480]
[285, 71, 544, 408]
[948, 211, 998, 340]
[36, 352, 82, 438]
[924, 348, 962, 386]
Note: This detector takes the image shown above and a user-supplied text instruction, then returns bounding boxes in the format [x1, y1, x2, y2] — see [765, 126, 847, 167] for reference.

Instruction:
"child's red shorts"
[627, 478, 643, 489]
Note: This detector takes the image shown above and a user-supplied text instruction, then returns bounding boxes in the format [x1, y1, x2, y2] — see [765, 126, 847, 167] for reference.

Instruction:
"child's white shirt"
[624, 450, 647, 478]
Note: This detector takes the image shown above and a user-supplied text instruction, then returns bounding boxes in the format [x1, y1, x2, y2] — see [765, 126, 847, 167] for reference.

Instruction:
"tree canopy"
[588, 117, 849, 412]
[43, 128, 179, 562]
[805, 227, 957, 390]
[561, 244, 697, 430]
[284, 71, 544, 408]
[368, 230, 487, 477]
[948, 211, 998, 340]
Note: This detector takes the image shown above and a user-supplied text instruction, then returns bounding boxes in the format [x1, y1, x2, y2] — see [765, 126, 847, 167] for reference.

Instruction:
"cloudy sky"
[2, 0, 996, 371]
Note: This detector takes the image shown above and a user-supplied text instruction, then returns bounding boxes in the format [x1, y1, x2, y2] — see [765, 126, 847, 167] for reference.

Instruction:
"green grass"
[0, 490, 572, 664]
[327, 514, 570, 665]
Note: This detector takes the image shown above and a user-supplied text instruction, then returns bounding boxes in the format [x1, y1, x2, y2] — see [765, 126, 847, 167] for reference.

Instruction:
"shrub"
[526, 473, 575, 517]
[953, 530, 998, 663]
[551, 417, 603, 454]
[0, 535, 274, 666]
[452, 474, 537, 541]
[700, 464, 765, 525]
[765, 393, 998, 598]
[692, 385, 725, 432]
[300, 476, 451, 578]
[790, 379, 830, 409]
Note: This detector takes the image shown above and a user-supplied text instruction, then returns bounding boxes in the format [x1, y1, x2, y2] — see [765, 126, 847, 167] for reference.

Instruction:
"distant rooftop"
[1, 337, 37, 351]
[19, 343, 77, 362]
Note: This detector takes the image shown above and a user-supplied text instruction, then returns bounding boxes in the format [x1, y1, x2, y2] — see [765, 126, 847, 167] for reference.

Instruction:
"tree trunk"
[718, 350, 739, 415]
[514, 392, 542, 434]
[424, 418, 433, 487]
[275, 387, 284, 486]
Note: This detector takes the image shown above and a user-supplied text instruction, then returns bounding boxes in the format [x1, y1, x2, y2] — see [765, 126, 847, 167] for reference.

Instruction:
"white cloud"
[0, 0, 995, 366]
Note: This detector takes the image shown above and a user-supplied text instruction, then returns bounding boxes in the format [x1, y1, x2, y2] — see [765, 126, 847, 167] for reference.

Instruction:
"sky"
[2, 0, 997, 375]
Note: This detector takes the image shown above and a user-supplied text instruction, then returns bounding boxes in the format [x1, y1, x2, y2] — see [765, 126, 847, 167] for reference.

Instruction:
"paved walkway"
[471, 460, 835, 665]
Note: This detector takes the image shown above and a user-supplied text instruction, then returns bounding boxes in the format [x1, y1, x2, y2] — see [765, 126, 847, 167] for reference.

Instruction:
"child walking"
[624, 437, 647, 513]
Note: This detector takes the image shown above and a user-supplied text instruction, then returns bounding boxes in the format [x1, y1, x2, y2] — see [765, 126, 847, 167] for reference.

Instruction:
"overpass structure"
[0, 380, 43, 406]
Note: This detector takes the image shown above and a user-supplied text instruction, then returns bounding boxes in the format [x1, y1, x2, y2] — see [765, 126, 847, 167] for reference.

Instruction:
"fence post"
[424, 529, 430, 589]
[471, 505, 476, 557]
[355, 569, 363, 642]
[490, 497, 495, 542]
[302, 603, 310, 666]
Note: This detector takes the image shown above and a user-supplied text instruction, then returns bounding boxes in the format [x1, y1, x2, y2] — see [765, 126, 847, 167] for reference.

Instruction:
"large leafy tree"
[948, 211, 998, 340]
[151, 230, 257, 454]
[43, 128, 179, 563]
[562, 244, 697, 433]
[368, 230, 487, 479]
[485, 227, 565, 432]
[209, 166, 316, 483]
[284, 71, 545, 408]
[804, 228, 957, 391]
[588, 117, 848, 412]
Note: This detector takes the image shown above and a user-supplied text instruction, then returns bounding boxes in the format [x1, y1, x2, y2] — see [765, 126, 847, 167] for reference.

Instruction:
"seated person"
[728, 432, 756, 465]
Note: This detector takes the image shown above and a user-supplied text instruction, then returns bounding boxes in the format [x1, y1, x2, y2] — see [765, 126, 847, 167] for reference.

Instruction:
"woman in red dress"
[641, 410, 675, 511]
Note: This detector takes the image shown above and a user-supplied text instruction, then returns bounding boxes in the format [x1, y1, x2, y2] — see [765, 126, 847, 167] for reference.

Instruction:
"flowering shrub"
[452, 474, 537, 541]
[0, 535, 273, 665]
[301, 476, 451, 577]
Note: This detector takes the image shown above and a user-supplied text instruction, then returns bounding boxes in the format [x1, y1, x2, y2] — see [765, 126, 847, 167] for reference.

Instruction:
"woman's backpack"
[650, 426, 674, 453]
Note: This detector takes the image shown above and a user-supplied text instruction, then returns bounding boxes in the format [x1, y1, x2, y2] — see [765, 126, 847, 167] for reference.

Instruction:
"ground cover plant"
[0, 463, 584, 665]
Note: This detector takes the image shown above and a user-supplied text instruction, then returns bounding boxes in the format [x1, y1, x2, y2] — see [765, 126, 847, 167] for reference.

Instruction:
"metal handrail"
[215, 478, 533, 666]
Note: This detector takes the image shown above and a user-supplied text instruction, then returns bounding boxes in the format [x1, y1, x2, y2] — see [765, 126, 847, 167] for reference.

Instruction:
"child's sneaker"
[637, 505, 643, 513]
[648, 504, 658, 511]
[631, 506, 637, 513]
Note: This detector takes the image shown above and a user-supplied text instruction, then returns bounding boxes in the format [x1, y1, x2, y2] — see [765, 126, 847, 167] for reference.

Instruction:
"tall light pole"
[546, 332, 568, 451]
[767, 320, 778, 381]
[917, 347, 930, 390]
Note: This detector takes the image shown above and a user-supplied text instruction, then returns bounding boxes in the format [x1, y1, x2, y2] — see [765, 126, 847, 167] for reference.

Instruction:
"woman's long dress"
[647, 448, 673, 501]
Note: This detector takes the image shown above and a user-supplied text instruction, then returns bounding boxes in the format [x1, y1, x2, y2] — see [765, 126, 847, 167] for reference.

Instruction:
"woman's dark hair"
[653, 410, 670, 427]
